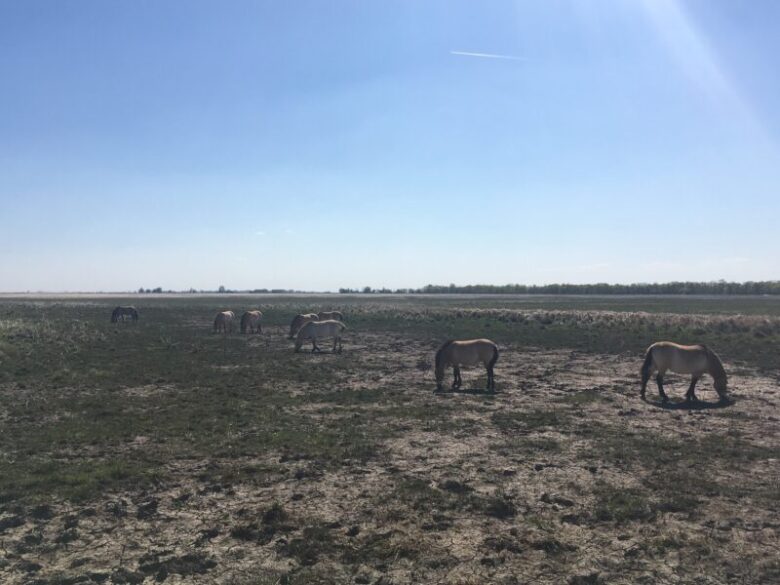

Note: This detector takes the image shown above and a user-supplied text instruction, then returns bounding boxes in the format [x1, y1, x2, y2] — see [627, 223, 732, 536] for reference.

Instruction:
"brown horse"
[294, 320, 346, 353]
[641, 341, 728, 403]
[435, 339, 499, 392]
[240, 310, 263, 334]
[213, 311, 235, 334]
[288, 313, 319, 339]
[317, 310, 343, 321]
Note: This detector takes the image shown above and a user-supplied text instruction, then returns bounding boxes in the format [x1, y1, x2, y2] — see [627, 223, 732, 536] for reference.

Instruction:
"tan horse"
[213, 310, 235, 334]
[289, 313, 319, 339]
[317, 310, 343, 321]
[435, 339, 499, 392]
[641, 341, 728, 403]
[111, 306, 138, 323]
[240, 310, 263, 334]
[295, 320, 347, 353]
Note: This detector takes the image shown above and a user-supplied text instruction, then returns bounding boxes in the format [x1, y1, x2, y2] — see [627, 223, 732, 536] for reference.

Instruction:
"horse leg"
[686, 376, 700, 403]
[656, 374, 668, 402]
[488, 365, 495, 391]
[452, 366, 461, 390]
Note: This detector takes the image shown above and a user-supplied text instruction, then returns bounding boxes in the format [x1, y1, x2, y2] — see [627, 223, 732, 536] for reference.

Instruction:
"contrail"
[450, 50, 523, 61]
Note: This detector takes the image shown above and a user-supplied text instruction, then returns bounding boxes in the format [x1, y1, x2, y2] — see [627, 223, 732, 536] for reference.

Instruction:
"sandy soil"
[1, 333, 778, 584]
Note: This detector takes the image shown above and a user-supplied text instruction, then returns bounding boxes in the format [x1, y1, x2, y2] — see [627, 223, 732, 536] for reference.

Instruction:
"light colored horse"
[111, 306, 138, 323]
[641, 341, 729, 403]
[240, 310, 263, 334]
[213, 310, 236, 334]
[435, 339, 499, 392]
[295, 320, 347, 353]
[289, 313, 319, 339]
[317, 310, 343, 321]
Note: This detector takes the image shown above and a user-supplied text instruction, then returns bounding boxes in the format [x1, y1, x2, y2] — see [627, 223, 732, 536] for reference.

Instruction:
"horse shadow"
[644, 397, 735, 410]
[435, 387, 498, 396]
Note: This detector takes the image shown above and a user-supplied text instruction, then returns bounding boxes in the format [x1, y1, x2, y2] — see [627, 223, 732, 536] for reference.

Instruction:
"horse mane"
[704, 346, 727, 380]
[435, 340, 455, 370]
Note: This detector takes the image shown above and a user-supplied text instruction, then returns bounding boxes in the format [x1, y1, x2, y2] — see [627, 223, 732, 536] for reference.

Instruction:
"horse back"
[445, 339, 498, 366]
[648, 341, 708, 374]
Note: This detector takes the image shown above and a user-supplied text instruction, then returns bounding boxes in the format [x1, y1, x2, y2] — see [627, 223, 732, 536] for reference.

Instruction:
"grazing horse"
[213, 311, 236, 334]
[240, 310, 263, 334]
[111, 306, 138, 323]
[641, 341, 729, 403]
[435, 339, 499, 392]
[289, 313, 319, 339]
[317, 310, 343, 321]
[294, 320, 346, 353]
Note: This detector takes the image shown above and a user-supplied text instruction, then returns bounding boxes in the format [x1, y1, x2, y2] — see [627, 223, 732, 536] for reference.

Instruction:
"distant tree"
[218, 285, 226, 293]
[138, 287, 145, 294]
[362, 286, 373, 294]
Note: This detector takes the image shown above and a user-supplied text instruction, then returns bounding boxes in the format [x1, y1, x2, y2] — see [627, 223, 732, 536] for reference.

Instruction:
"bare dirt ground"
[1, 325, 778, 585]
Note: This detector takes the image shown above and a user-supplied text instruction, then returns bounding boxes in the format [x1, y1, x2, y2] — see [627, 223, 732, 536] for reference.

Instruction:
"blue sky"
[1, 0, 778, 291]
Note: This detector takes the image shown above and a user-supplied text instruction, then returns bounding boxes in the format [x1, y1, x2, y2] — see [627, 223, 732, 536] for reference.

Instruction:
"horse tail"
[640, 346, 655, 381]
[240, 313, 247, 334]
[488, 343, 499, 368]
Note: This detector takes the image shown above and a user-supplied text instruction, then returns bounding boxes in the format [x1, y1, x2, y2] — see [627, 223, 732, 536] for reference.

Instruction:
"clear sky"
[1, 1, 778, 292]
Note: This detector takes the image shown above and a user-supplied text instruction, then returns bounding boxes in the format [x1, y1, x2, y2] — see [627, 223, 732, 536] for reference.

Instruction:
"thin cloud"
[450, 50, 524, 61]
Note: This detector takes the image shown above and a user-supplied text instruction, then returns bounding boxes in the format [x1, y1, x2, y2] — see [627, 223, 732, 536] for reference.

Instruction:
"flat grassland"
[0, 295, 778, 584]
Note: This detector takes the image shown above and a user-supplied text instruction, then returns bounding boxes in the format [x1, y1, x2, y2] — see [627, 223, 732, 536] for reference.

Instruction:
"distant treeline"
[338, 281, 780, 295]
[132, 281, 780, 295]
[137, 286, 304, 294]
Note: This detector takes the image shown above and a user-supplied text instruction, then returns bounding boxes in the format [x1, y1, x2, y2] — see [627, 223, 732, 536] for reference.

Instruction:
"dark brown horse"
[111, 306, 138, 323]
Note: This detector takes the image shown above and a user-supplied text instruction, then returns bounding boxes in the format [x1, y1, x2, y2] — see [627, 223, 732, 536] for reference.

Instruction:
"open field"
[1, 295, 779, 584]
